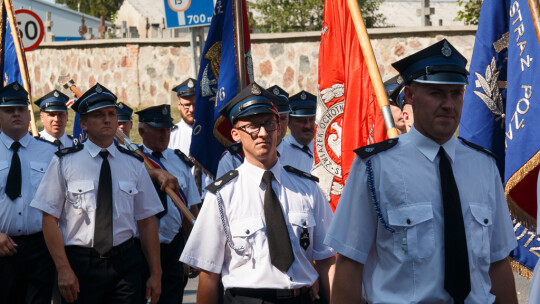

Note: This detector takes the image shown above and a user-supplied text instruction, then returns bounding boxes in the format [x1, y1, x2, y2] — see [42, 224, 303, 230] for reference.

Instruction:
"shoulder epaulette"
[171, 124, 179, 131]
[228, 142, 243, 155]
[55, 144, 84, 157]
[117, 146, 144, 162]
[206, 170, 238, 193]
[458, 137, 498, 160]
[284, 165, 319, 182]
[174, 149, 194, 168]
[35, 136, 55, 146]
[354, 138, 399, 159]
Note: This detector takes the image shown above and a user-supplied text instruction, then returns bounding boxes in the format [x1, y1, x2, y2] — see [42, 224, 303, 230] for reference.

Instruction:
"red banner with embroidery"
[313, 0, 387, 211]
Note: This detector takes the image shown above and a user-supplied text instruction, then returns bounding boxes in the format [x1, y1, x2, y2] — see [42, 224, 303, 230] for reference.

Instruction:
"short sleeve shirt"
[324, 127, 517, 304]
[181, 159, 335, 289]
[31, 140, 164, 247]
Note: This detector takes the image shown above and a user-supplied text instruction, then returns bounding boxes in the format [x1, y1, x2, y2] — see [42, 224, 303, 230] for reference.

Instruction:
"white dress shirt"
[325, 126, 517, 304]
[31, 140, 164, 247]
[39, 130, 73, 148]
[181, 159, 335, 289]
[140, 145, 200, 243]
[168, 120, 192, 155]
[0, 133, 56, 236]
[279, 135, 314, 173]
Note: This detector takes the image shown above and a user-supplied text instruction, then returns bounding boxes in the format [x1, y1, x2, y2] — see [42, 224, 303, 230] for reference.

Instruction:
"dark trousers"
[0, 232, 54, 304]
[57, 238, 143, 304]
[224, 289, 312, 304]
[141, 232, 186, 304]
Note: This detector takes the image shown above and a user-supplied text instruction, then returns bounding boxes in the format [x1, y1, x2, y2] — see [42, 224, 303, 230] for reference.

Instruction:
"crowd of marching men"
[0, 38, 533, 304]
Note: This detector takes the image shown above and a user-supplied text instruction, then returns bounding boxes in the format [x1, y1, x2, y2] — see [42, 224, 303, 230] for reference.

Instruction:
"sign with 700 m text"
[163, 0, 215, 28]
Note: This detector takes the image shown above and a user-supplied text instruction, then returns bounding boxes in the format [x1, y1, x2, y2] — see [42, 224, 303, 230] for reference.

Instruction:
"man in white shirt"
[35, 89, 73, 149]
[181, 83, 336, 304]
[326, 39, 517, 304]
[31, 83, 164, 304]
[136, 104, 201, 304]
[280, 91, 316, 173]
[0, 81, 57, 304]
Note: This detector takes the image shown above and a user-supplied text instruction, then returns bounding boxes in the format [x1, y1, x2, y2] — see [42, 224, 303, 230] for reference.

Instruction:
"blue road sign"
[163, 0, 215, 28]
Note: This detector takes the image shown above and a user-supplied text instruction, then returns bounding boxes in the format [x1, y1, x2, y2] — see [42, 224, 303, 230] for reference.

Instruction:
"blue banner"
[190, 0, 252, 177]
[1, 2, 23, 88]
[459, 0, 540, 277]
[71, 112, 87, 145]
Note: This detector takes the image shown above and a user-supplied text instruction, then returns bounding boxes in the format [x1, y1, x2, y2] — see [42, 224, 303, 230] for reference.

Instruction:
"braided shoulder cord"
[366, 160, 395, 233]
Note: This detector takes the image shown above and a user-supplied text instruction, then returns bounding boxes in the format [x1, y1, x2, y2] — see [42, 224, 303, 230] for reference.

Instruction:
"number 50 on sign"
[163, 0, 215, 28]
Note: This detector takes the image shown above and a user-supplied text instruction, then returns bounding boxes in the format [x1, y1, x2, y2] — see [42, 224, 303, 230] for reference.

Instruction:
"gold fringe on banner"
[511, 258, 533, 280]
[505, 149, 540, 231]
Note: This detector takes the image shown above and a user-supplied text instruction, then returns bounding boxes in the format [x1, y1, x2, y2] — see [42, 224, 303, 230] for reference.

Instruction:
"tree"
[55, 0, 122, 21]
[248, 0, 385, 33]
[455, 0, 482, 25]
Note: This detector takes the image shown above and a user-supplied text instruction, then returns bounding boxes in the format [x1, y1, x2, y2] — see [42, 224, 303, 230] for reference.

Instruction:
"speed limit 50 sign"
[15, 9, 44, 52]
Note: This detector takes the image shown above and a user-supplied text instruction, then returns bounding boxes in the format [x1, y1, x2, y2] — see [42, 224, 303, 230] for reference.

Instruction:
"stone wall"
[27, 26, 477, 107]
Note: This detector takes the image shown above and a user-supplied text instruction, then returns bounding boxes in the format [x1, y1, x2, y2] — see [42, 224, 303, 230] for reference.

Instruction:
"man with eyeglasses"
[180, 83, 336, 304]
[215, 84, 291, 179]
[169, 78, 197, 155]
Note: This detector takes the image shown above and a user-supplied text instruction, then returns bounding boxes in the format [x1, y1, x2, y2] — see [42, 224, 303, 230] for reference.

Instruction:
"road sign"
[163, 0, 215, 28]
[14, 9, 44, 52]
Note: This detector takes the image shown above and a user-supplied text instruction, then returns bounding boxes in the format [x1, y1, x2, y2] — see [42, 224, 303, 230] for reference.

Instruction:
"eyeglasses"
[237, 120, 278, 135]
[179, 102, 195, 110]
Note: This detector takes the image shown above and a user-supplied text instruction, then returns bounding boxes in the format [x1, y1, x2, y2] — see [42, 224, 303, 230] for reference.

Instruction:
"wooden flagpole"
[528, 0, 540, 50]
[3, 0, 38, 136]
[233, 0, 247, 90]
[346, 0, 398, 138]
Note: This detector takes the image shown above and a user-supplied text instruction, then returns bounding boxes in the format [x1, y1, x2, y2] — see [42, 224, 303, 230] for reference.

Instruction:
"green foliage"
[55, 0, 122, 20]
[248, 0, 385, 33]
[455, 0, 482, 25]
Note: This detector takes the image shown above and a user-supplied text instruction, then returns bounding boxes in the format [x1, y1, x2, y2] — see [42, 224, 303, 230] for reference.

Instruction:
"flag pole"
[4, 0, 38, 136]
[233, 0, 247, 90]
[346, 0, 398, 138]
[527, 0, 540, 49]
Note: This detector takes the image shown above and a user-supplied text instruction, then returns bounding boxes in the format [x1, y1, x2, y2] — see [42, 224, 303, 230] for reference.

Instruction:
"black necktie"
[152, 151, 163, 159]
[5, 142, 22, 201]
[262, 171, 294, 272]
[53, 139, 62, 149]
[95, 150, 113, 255]
[291, 143, 313, 158]
[151, 151, 168, 218]
[438, 147, 470, 303]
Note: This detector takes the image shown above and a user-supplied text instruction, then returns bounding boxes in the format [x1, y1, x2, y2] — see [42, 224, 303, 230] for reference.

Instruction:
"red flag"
[313, 0, 387, 211]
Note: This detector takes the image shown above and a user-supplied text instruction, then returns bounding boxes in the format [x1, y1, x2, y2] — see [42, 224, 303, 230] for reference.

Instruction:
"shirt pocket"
[229, 216, 265, 260]
[66, 180, 95, 213]
[388, 204, 435, 261]
[29, 161, 48, 188]
[469, 203, 492, 259]
[288, 212, 316, 250]
[117, 180, 138, 217]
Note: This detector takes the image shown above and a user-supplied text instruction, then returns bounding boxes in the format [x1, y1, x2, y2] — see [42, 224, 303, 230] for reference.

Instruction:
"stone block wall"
[27, 26, 476, 106]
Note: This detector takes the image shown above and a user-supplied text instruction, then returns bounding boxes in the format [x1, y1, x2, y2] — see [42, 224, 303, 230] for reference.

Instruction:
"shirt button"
[129, 190, 132, 193]
[18, 212, 21, 215]
[406, 219, 411, 225]
[302, 221, 307, 226]
[78, 189, 82, 192]
[17, 229, 21, 232]
[289, 277, 293, 281]
[245, 229, 250, 234]
[484, 219, 489, 224]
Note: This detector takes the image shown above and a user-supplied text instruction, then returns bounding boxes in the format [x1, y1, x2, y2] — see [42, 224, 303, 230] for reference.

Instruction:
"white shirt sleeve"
[312, 184, 336, 261]
[133, 162, 165, 221]
[324, 156, 377, 264]
[30, 156, 65, 218]
[181, 191, 226, 274]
